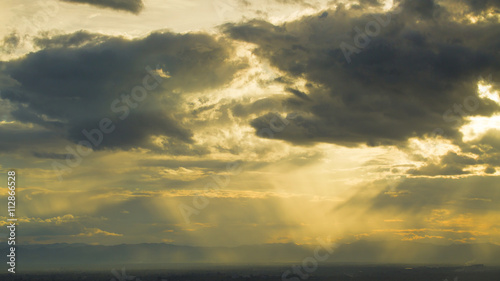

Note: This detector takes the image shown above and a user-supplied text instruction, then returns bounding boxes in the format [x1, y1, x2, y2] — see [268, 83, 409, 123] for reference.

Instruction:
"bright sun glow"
[460, 81, 500, 142]
[478, 81, 500, 104]
[461, 115, 500, 142]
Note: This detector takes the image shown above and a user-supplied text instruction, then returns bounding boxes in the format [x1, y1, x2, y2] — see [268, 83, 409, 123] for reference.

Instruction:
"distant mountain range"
[4, 240, 500, 271]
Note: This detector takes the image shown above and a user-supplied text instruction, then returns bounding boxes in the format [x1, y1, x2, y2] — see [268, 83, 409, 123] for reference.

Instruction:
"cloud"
[461, 0, 500, 13]
[485, 166, 497, 174]
[406, 127, 500, 176]
[60, 0, 144, 14]
[33, 152, 76, 160]
[0, 30, 246, 153]
[338, 176, 500, 215]
[357, 0, 384, 7]
[408, 152, 478, 176]
[33, 30, 112, 49]
[224, 1, 500, 147]
[329, 175, 500, 244]
[273, 0, 317, 7]
[0, 122, 62, 153]
[286, 87, 312, 101]
[1, 32, 21, 54]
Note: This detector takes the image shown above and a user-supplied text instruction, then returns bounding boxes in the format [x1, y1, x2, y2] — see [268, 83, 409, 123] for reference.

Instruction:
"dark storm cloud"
[60, 0, 144, 14]
[224, 0, 500, 147]
[402, 0, 445, 19]
[0, 31, 246, 152]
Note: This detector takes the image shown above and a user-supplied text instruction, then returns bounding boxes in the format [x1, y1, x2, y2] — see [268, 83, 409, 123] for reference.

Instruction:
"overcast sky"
[0, 0, 499, 254]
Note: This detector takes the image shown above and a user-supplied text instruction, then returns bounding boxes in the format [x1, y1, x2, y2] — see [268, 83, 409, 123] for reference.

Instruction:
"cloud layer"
[0, 0, 499, 251]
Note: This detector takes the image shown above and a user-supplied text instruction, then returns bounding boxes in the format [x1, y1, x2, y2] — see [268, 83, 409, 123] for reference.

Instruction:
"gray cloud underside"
[224, 0, 500, 147]
[0, 31, 246, 152]
[0, 123, 61, 153]
[60, 0, 144, 14]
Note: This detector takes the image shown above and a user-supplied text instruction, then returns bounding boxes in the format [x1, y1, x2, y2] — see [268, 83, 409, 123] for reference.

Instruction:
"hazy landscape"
[2, 241, 500, 280]
[1, 265, 500, 281]
[3, 241, 500, 271]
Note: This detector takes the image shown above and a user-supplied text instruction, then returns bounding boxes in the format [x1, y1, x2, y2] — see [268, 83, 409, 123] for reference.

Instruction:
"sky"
[0, 0, 499, 255]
